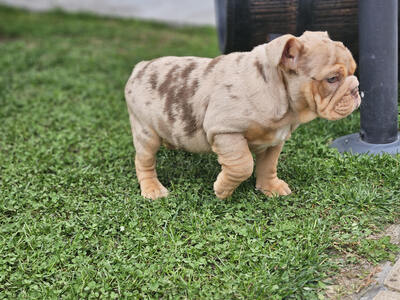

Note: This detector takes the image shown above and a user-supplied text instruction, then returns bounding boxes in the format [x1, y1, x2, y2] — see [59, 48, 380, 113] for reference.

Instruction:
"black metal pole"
[214, 0, 252, 54]
[331, 0, 400, 155]
[359, 0, 398, 144]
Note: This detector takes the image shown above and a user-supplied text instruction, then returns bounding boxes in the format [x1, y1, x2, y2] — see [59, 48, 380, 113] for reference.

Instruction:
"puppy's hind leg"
[129, 115, 169, 200]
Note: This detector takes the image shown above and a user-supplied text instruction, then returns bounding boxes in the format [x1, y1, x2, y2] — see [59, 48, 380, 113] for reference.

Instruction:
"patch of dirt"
[325, 224, 400, 299]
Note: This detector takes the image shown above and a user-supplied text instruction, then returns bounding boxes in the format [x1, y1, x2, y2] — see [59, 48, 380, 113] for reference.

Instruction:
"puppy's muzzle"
[350, 86, 359, 97]
[348, 83, 361, 109]
[341, 76, 361, 109]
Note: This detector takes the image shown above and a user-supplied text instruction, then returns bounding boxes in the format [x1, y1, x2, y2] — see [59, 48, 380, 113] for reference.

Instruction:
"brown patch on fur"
[159, 65, 180, 123]
[235, 54, 244, 64]
[225, 84, 239, 101]
[158, 65, 179, 97]
[245, 122, 277, 143]
[127, 89, 132, 94]
[203, 56, 223, 76]
[149, 72, 158, 90]
[158, 64, 199, 136]
[135, 60, 154, 80]
[190, 79, 199, 96]
[254, 60, 267, 82]
[145, 101, 151, 106]
[225, 84, 233, 92]
[181, 105, 198, 136]
[175, 81, 198, 136]
[142, 129, 151, 137]
[181, 62, 197, 81]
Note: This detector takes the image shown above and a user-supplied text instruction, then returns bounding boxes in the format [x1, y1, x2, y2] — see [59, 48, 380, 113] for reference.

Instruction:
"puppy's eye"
[326, 76, 339, 83]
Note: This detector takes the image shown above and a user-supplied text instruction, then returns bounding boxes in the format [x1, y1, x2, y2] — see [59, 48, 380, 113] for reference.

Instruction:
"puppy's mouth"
[333, 83, 361, 116]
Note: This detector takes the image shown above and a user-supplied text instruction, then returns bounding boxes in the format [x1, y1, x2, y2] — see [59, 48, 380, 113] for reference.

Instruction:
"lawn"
[0, 5, 399, 299]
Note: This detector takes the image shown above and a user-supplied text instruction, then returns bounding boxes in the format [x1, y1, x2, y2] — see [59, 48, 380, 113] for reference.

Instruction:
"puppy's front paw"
[256, 178, 291, 197]
[213, 180, 234, 200]
[140, 179, 169, 200]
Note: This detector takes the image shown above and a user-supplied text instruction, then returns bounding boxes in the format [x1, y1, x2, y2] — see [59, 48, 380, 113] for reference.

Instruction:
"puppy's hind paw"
[140, 179, 169, 200]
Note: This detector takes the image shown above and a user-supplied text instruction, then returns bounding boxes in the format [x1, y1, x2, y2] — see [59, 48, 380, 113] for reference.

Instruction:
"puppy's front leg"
[212, 134, 254, 199]
[255, 143, 291, 197]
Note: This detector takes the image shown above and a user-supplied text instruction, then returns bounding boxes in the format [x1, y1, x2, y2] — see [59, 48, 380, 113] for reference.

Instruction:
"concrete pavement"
[0, 0, 216, 26]
[361, 258, 400, 300]
[358, 224, 400, 299]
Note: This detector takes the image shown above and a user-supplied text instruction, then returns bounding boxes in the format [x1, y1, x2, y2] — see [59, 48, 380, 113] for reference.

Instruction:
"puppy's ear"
[279, 37, 304, 72]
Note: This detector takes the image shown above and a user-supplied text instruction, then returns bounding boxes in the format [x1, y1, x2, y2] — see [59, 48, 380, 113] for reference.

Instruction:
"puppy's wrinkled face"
[280, 31, 361, 121]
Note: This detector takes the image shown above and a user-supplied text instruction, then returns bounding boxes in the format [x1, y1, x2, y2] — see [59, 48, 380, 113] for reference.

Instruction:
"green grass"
[0, 5, 399, 299]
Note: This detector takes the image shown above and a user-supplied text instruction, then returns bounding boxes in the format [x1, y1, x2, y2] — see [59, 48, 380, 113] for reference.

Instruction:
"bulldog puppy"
[125, 31, 361, 200]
